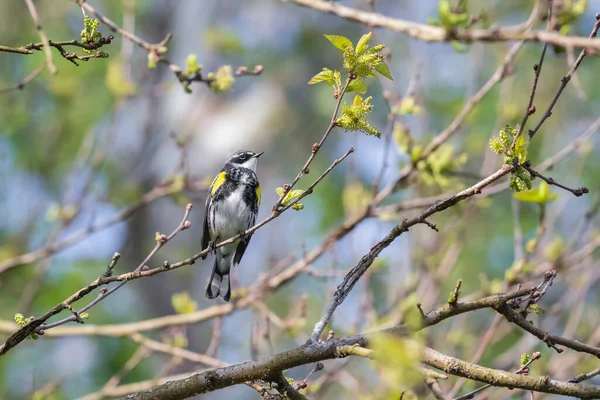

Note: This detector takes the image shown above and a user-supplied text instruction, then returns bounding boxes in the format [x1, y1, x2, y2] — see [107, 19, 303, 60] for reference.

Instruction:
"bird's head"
[226, 150, 264, 172]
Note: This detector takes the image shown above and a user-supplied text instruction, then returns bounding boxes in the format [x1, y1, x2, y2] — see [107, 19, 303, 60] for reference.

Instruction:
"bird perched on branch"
[201, 150, 263, 301]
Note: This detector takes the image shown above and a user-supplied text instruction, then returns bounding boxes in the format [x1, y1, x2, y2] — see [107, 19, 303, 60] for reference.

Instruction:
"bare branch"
[529, 14, 600, 139]
[23, 0, 56, 74]
[288, 0, 600, 50]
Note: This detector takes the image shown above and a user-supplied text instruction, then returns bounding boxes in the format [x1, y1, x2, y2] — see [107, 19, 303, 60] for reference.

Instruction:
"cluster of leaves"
[14, 313, 38, 340]
[336, 95, 380, 137]
[342, 182, 372, 218]
[528, 303, 546, 315]
[45, 203, 77, 223]
[185, 54, 203, 76]
[308, 32, 392, 95]
[392, 97, 421, 116]
[428, 1, 490, 52]
[490, 124, 531, 192]
[554, 0, 589, 36]
[171, 292, 198, 314]
[309, 32, 392, 137]
[276, 187, 305, 210]
[513, 181, 558, 204]
[505, 259, 535, 283]
[208, 65, 235, 93]
[434, 0, 470, 29]
[416, 145, 468, 188]
[80, 16, 108, 56]
[370, 334, 423, 398]
[169, 55, 235, 94]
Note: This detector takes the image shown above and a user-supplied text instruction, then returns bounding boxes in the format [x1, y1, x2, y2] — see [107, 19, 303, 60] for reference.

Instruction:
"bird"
[200, 150, 263, 301]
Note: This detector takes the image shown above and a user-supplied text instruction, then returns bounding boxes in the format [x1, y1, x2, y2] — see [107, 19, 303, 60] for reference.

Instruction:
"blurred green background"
[1, 0, 600, 399]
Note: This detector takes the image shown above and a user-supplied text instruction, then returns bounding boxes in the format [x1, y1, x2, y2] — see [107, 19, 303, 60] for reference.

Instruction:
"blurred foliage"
[0, 1, 599, 399]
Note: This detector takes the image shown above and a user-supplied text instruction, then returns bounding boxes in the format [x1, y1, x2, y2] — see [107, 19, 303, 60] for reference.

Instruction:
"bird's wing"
[201, 170, 228, 258]
[232, 235, 251, 268]
[233, 182, 259, 268]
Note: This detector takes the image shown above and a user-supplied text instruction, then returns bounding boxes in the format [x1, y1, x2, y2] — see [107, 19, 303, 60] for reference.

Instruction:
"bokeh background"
[1, 0, 600, 399]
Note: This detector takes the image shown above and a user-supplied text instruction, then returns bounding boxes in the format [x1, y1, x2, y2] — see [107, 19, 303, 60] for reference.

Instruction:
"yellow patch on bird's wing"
[211, 171, 227, 196]
[256, 185, 261, 206]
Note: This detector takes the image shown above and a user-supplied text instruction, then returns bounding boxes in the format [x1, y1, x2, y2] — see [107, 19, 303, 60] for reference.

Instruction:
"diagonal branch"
[529, 14, 600, 139]
[309, 165, 513, 342]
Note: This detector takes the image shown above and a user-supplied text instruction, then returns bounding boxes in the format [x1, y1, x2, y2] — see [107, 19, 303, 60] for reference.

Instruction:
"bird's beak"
[254, 151, 264, 158]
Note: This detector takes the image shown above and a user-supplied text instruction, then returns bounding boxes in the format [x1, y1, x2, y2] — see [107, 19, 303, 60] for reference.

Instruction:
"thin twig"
[521, 161, 589, 197]
[23, 0, 57, 74]
[529, 15, 600, 139]
[273, 75, 354, 212]
[452, 352, 541, 400]
[511, 0, 552, 148]
[0, 62, 47, 94]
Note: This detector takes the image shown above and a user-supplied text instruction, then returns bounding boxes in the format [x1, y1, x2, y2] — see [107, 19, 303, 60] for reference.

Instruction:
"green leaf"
[393, 97, 421, 116]
[287, 189, 305, 199]
[308, 68, 336, 86]
[451, 41, 469, 53]
[276, 187, 284, 196]
[171, 292, 197, 314]
[355, 32, 373, 55]
[147, 53, 156, 69]
[439, 0, 469, 29]
[347, 78, 367, 94]
[513, 182, 558, 203]
[209, 65, 235, 93]
[370, 334, 423, 396]
[544, 237, 564, 262]
[186, 54, 202, 75]
[393, 122, 413, 153]
[106, 62, 137, 97]
[374, 62, 393, 80]
[324, 34, 353, 51]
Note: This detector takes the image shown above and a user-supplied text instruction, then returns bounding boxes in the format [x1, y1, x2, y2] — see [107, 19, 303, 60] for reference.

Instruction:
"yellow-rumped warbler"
[200, 150, 263, 301]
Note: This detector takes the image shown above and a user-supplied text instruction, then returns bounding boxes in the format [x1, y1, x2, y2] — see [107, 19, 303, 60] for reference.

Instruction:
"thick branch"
[119, 336, 600, 400]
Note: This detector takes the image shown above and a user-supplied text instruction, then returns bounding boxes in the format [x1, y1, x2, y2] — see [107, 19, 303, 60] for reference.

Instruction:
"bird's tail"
[205, 252, 232, 302]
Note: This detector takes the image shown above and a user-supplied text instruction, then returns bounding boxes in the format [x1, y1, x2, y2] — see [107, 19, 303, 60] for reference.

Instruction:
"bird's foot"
[238, 230, 250, 242]
[207, 240, 217, 254]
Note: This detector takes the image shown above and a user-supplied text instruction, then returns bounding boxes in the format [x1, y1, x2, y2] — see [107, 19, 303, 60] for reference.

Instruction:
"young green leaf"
[147, 53, 156, 69]
[347, 78, 367, 94]
[375, 62, 393, 80]
[324, 34, 353, 51]
[308, 68, 337, 86]
[355, 32, 373, 55]
[185, 54, 202, 75]
[513, 182, 558, 203]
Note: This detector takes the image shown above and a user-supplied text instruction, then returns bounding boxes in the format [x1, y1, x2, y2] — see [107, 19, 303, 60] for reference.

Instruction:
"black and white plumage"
[201, 150, 262, 301]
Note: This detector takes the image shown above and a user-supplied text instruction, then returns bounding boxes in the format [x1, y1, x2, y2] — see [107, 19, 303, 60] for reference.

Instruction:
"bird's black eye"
[239, 154, 246, 160]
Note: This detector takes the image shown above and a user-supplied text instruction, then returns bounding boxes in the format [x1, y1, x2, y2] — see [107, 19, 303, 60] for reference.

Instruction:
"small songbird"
[201, 150, 263, 301]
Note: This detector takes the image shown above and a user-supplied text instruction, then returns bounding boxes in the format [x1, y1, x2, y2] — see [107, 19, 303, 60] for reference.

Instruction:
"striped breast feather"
[211, 171, 227, 196]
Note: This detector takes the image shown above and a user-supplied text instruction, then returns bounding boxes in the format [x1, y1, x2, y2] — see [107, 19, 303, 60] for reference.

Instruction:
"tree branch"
[529, 14, 600, 139]
[309, 165, 513, 342]
[288, 0, 600, 50]
[116, 335, 600, 400]
[23, 0, 56, 74]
